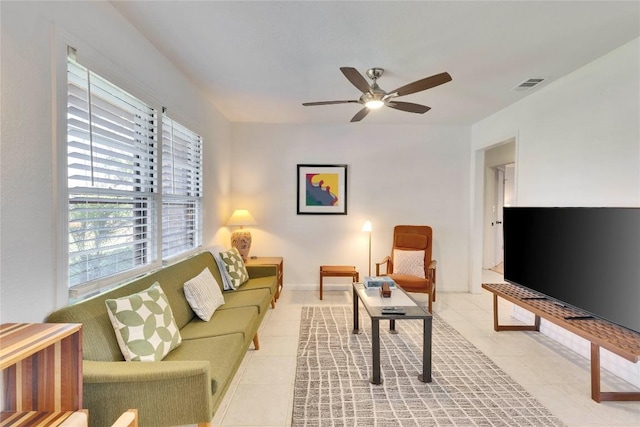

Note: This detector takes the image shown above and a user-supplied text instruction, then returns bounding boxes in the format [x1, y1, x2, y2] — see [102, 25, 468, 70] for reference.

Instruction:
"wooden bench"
[482, 283, 640, 402]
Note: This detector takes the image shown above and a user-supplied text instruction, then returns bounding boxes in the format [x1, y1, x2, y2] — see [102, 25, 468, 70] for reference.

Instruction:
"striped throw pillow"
[184, 267, 225, 321]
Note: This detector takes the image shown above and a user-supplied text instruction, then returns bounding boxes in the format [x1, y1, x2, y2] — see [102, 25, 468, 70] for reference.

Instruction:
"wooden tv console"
[482, 283, 640, 403]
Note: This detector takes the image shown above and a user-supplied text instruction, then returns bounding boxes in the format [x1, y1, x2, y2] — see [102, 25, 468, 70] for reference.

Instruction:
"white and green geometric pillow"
[105, 282, 182, 361]
[219, 247, 250, 289]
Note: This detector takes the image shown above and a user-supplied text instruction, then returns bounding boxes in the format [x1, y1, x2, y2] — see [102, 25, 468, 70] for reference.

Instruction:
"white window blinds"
[161, 115, 203, 259]
[67, 58, 158, 291]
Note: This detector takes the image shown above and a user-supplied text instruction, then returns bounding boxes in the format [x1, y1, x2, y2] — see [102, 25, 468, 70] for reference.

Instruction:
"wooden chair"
[376, 225, 437, 313]
[110, 409, 138, 427]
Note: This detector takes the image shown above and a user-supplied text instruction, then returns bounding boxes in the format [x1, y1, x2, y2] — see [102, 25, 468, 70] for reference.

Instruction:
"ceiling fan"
[302, 67, 452, 122]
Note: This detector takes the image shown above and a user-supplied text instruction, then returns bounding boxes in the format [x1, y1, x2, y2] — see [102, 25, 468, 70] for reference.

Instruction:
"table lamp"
[361, 220, 372, 276]
[227, 209, 258, 261]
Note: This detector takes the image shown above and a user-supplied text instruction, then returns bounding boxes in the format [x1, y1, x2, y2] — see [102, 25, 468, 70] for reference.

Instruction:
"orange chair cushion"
[388, 274, 430, 293]
[394, 233, 428, 250]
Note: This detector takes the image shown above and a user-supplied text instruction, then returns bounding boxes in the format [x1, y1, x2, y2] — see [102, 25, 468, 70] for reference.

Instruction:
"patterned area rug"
[293, 306, 565, 426]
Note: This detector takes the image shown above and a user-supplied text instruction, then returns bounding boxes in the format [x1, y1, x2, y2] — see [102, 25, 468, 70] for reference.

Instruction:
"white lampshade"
[227, 209, 258, 228]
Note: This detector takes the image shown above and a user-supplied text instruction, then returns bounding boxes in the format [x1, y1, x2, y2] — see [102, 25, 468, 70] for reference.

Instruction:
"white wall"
[472, 38, 639, 205]
[0, 1, 231, 322]
[470, 38, 640, 294]
[471, 38, 640, 386]
[229, 123, 470, 292]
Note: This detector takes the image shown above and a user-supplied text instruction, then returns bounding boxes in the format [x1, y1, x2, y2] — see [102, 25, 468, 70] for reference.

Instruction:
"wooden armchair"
[376, 225, 437, 313]
[111, 409, 138, 427]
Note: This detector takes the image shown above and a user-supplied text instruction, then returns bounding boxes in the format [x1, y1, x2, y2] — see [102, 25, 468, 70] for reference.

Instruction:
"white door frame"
[494, 166, 505, 266]
[469, 136, 517, 293]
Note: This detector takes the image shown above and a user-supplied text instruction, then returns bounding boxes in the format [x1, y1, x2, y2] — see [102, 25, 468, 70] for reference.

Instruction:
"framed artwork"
[297, 164, 348, 215]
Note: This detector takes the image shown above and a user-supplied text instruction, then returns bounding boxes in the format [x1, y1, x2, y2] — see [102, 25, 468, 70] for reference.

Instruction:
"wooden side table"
[1, 323, 84, 424]
[319, 265, 359, 300]
[246, 257, 284, 301]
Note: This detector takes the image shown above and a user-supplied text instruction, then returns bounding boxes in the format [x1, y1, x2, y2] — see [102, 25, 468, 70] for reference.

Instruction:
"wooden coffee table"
[319, 265, 359, 300]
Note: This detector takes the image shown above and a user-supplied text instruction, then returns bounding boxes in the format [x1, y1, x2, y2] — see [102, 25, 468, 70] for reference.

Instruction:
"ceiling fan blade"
[389, 72, 452, 97]
[303, 100, 359, 106]
[340, 67, 372, 94]
[350, 107, 370, 122]
[387, 101, 431, 114]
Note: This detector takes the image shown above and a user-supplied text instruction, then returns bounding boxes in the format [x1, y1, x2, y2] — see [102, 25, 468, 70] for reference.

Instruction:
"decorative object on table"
[302, 67, 453, 123]
[227, 209, 257, 261]
[379, 283, 392, 298]
[363, 275, 396, 289]
[297, 164, 347, 215]
[361, 220, 372, 276]
[376, 225, 437, 313]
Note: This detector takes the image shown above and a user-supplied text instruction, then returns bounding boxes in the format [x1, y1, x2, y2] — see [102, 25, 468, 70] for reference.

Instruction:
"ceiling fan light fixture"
[302, 66, 452, 122]
[365, 99, 384, 109]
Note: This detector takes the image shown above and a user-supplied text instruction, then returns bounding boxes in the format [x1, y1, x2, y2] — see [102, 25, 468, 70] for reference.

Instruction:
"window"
[161, 115, 203, 259]
[67, 57, 158, 295]
[66, 54, 205, 298]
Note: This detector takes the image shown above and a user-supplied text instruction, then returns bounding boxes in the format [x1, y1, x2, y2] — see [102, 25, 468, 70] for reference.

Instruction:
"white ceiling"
[111, 1, 640, 125]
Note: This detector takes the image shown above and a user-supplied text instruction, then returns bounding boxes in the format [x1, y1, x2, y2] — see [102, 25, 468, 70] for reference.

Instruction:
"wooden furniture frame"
[1, 323, 84, 425]
[111, 409, 138, 427]
[482, 283, 640, 403]
[319, 265, 359, 300]
[246, 256, 284, 301]
[375, 225, 437, 313]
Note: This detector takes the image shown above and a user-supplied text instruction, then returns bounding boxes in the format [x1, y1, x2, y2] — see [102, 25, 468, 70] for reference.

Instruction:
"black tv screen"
[503, 207, 640, 334]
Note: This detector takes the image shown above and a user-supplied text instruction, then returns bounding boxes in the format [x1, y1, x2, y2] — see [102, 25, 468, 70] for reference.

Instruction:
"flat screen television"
[503, 207, 640, 334]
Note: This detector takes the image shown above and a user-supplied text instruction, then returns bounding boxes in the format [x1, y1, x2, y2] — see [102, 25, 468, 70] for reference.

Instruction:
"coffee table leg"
[389, 319, 398, 334]
[352, 287, 359, 334]
[370, 318, 382, 385]
[418, 316, 432, 383]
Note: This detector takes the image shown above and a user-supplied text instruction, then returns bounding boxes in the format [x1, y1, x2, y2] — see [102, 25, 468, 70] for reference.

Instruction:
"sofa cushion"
[220, 288, 271, 314]
[393, 249, 425, 278]
[233, 276, 277, 296]
[219, 248, 249, 288]
[180, 306, 259, 341]
[105, 283, 182, 362]
[163, 333, 245, 398]
[184, 267, 225, 321]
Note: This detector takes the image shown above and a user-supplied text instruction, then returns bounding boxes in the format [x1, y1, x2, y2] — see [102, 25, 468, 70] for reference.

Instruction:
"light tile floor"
[205, 271, 640, 426]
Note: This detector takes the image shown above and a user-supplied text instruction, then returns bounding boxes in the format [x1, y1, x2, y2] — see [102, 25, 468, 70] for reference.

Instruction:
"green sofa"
[46, 251, 278, 427]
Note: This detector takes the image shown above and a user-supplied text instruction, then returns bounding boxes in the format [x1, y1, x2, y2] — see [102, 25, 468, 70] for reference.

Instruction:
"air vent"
[512, 78, 546, 91]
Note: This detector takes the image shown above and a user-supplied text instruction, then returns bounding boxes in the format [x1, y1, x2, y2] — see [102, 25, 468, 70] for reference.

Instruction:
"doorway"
[489, 163, 515, 273]
[482, 141, 516, 273]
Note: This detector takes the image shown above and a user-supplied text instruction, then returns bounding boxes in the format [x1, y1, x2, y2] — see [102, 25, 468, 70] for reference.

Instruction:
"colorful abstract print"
[305, 173, 338, 206]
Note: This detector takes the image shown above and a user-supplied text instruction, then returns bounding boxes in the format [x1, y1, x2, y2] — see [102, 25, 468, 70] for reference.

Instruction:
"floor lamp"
[361, 220, 372, 276]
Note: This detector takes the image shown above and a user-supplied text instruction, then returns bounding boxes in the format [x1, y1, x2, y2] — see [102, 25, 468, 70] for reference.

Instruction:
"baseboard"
[286, 283, 352, 291]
